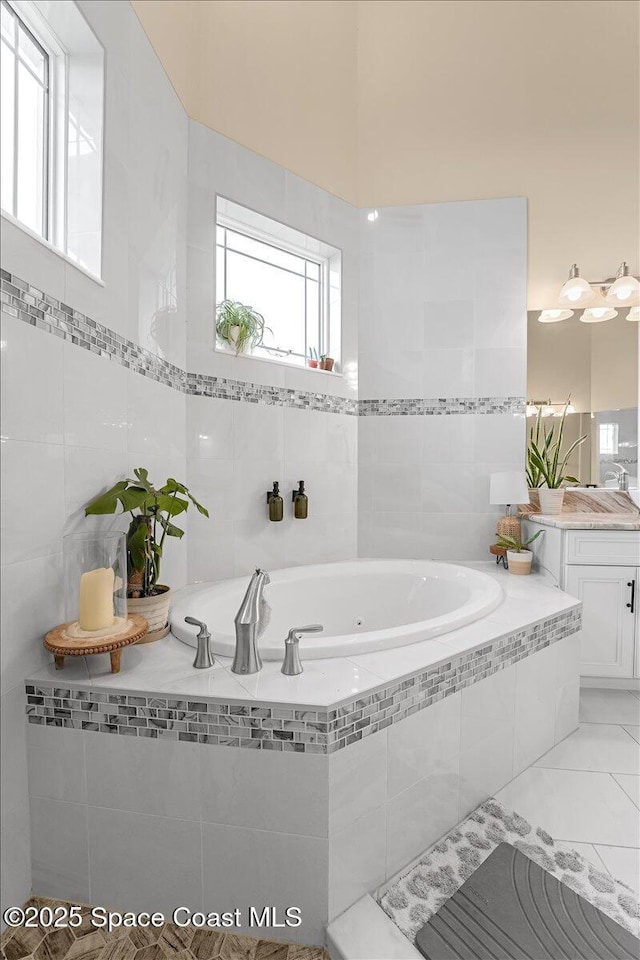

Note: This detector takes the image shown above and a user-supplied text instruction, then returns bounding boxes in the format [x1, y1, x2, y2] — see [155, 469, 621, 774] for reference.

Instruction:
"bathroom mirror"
[527, 308, 639, 490]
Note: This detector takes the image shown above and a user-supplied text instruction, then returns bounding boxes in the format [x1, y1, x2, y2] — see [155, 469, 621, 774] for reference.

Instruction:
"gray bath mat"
[378, 799, 640, 947]
[415, 842, 639, 959]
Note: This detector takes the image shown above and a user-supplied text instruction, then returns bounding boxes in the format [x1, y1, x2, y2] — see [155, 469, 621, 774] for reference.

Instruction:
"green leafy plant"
[85, 469, 209, 598]
[526, 400, 587, 489]
[495, 530, 543, 553]
[216, 300, 270, 354]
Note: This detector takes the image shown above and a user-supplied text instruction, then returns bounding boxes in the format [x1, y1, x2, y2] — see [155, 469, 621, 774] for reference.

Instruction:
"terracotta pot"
[539, 487, 565, 515]
[319, 358, 334, 371]
[127, 584, 171, 642]
[307, 360, 318, 368]
[507, 549, 533, 576]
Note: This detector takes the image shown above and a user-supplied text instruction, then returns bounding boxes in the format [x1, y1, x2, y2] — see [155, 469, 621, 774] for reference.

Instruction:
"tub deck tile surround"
[24, 568, 581, 756]
[1, 269, 523, 417]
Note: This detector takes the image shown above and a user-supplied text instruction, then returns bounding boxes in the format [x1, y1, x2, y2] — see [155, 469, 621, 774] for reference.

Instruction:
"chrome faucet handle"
[281, 624, 323, 676]
[185, 617, 214, 670]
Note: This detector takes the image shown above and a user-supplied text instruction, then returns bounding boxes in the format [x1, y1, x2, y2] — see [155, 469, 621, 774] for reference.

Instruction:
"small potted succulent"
[319, 354, 335, 372]
[527, 400, 586, 515]
[495, 530, 543, 576]
[216, 299, 270, 355]
[85, 469, 209, 641]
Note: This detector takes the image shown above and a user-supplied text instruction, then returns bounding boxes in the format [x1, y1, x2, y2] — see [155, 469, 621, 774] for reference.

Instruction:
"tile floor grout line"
[534, 765, 640, 776]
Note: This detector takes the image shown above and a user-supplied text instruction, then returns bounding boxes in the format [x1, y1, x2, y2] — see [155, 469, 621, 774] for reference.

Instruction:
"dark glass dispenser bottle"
[292, 480, 308, 519]
[266, 482, 283, 521]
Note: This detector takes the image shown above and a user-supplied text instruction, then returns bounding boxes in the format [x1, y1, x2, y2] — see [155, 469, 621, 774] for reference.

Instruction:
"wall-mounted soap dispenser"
[266, 482, 283, 521]
[292, 480, 308, 519]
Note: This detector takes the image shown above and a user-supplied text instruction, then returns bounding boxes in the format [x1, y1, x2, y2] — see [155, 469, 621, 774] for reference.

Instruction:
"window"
[1, 1, 50, 238]
[0, 0, 104, 278]
[216, 197, 341, 370]
[599, 422, 619, 457]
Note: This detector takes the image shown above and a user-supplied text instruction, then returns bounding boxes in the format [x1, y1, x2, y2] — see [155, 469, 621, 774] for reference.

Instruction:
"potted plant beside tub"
[216, 299, 270, 355]
[527, 400, 586, 514]
[495, 530, 543, 575]
[85, 469, 209, 642]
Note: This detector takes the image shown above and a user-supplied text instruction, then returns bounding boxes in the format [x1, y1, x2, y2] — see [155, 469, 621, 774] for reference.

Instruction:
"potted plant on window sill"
[307, 347, 319, 369]
[216, 300, 270, 355]
[85, 469, 209, 642]
[495, 530, 543, 575]
[526, 400, 586, 515]
[319, 354, 335, 372]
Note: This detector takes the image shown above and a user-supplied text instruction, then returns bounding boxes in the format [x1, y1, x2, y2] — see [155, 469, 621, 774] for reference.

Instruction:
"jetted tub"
[171, 559, 503, 660]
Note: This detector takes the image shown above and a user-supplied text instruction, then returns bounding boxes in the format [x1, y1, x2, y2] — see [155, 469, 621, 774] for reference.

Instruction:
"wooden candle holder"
[44, 614, 149, 673]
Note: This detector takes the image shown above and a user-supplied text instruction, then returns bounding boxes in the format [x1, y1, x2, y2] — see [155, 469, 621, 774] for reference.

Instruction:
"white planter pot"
[539, 487, 565, 515]
[127, 585, 171, 642]
[507, 549, 533, 576]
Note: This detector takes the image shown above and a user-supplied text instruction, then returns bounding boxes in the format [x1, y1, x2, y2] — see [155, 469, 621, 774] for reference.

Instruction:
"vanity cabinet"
[564, 565, 636, 678]
[524, 522, 640, 682]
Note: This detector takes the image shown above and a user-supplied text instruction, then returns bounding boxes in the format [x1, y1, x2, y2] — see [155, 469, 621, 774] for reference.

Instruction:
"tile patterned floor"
[0, 898, 329, 960]
[496, 687, 640, 894]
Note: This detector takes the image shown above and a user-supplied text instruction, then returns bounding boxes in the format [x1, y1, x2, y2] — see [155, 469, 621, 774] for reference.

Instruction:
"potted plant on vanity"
[85, 469, 209, 642]
[216, 299, 269, 355]
[526, 400, 587, 514]
[495, 529, 543, 576]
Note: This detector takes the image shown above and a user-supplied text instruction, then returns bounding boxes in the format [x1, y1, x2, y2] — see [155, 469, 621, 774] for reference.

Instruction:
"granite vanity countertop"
[526, 512, 640, 530]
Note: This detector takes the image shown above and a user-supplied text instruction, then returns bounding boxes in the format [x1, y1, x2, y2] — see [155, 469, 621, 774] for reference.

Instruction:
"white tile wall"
[0, 0, 190, 915]
[358, 198, 527, 561]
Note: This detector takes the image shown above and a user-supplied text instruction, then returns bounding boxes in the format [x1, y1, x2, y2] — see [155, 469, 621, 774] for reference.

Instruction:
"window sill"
[214, 342, 343, 378]
[1, 211, 104, 287]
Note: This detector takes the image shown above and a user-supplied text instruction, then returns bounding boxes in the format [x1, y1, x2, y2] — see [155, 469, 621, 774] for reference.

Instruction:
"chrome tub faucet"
[232, 568, 271, 674]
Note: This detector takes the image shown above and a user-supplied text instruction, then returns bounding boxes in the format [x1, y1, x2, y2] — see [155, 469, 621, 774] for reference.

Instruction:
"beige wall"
[131, 0, 639, 309]
[132, 0, 358, 202]
[527, 310, 639, 413]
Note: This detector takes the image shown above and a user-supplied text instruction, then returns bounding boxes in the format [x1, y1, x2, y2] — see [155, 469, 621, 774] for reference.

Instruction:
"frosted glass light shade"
[627, 306, 640, 321]
[489, 471, 530, 506]
[558, 265, 595, 307]
[606, 264, 640, 306]
[538, 309, 573, 323]
[580, 307, 618, 323]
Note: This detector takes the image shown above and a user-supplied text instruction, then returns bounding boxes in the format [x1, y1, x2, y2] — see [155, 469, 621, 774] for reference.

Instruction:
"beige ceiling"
[131, 0, 640, 309]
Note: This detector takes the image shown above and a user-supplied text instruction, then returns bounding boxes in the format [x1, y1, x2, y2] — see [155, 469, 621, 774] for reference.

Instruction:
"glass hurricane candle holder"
[63, 532, 127, 631]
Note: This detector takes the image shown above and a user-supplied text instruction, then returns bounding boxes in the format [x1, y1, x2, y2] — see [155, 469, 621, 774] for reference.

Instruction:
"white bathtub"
[171, 559, 503, 660]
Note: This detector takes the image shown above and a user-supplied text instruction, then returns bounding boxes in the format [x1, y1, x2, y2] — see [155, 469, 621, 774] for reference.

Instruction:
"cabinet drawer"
[565, 530, 640, 566]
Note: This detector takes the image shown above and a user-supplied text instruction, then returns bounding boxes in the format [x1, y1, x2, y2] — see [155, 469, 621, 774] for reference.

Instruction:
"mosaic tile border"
[25, 607, 581, 755]
[359, 397, 526, 417]
[0, 269, 356, 416]
[2, 268, 522, 418]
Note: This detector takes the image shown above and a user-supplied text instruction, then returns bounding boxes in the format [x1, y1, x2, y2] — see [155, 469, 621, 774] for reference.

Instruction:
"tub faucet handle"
[281, 624, 323, 676]
[185, 616, 214, 670]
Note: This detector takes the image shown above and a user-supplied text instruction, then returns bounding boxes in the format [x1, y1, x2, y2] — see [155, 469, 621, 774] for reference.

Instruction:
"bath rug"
[414, 842, 639, 959]
[378, 799, 640, 947]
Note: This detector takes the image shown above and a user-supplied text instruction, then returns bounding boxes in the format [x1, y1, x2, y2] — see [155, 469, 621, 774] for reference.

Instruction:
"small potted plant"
[307, 347, 319, 369]
[85, 469, 209, 641]
[527, 400, 586, 515]
[495, 529, 543, 576]
[319, 354, 335, 372]
[216, 299, 269, 355]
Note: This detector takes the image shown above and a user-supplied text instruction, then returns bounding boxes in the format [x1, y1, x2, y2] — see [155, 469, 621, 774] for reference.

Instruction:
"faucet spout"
[232, 568, 271, 674]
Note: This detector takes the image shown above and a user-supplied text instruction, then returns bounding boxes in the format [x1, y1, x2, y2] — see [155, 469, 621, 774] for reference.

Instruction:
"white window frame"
[1, 0, 104, 282]
[1, 0, 59, 240]
[215, 195, 342, 373]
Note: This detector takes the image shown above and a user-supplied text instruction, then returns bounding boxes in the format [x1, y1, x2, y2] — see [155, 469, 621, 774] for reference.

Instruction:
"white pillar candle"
[78, 567, 115, 631]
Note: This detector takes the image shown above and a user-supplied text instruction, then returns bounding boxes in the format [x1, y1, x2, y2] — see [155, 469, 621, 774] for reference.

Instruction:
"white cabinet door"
[565, 565, 637, 678]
